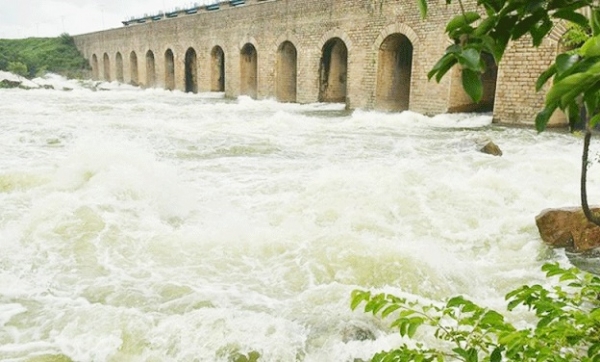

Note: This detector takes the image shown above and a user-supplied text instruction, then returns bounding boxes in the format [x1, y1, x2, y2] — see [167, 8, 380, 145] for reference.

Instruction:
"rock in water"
[480, 141, 503, 156]
[0, 79, 22, 88]
[536, 207, 600, 252]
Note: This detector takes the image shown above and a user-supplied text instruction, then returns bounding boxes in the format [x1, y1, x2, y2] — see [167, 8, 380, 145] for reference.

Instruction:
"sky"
[0, 0, 217, 39]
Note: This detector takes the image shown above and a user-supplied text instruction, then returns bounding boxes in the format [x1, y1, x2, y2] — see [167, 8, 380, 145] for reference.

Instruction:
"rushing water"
[0, 81, 597, 361]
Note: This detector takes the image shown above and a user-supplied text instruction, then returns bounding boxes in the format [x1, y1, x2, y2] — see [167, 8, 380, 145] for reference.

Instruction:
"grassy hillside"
[0, 33, 90, 79]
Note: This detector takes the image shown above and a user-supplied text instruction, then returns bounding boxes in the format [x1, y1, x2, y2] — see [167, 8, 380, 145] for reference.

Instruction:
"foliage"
[416, 0, 600, 227]
[0, 34, 89, 79]
[563, 22, 592, 50]
[7, 61, 28, 78]
[352, 263, 600, 361]
[416, 0, 596, 131]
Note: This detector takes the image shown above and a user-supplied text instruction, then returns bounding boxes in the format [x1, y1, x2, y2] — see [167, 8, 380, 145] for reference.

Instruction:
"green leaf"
[462, 68, 483, 103]
[581, 36, 600, 58]
[458, 48, 482, 71]
[428, 54, 458, 83]
[564, 102, 579, 130]
[417, 0, 428, 19]
[589, 342, 600, 358]
[535, 105, 557, 132]
[536, 315, 553, 328]
[350, 290, 370, 310]
[555, 53, 580, 76]
[491, 347, 502, 362]
[511, 11, 546, 40]
[371, 298, 388, 314]
[490, 15, 518, 60]
[552, 9, 589, 27]
[542, 263, 563, 277]
[559, 271, 578, 282]
[446, 12, 481, 34]
[447, 296, 468, 308]
[536, 64, 557, 91]
[407, 317, 424, 338]
[474, 16, 497, 37]
[590, 113, 600, 128]
[531, 18, 554, 46]
[480, 310, 506, 328]
[591, 9, 600, 36]
[381, 304, 401, 318]
[545, 72, 588, 107]
[452, 347, 478, 362]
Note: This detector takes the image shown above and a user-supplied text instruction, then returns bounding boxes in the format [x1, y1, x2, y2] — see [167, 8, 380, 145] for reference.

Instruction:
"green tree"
[418, 0, 600, 226]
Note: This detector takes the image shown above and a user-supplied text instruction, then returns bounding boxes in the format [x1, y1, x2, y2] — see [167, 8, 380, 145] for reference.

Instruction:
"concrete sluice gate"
[276, 41, 297, 103]
[76, 0, 568, 126]
[145, 50, 156, 88]
[165, 49, 176, 91]
[185, 48, 198, 93]
[240, 43, 258, 99]
[116, 52, 124, 83]
[211, 46, 225, 92]
[375, 33, 413, 112]
[319, 38, 347, 104]
[130, 51, 139, 86]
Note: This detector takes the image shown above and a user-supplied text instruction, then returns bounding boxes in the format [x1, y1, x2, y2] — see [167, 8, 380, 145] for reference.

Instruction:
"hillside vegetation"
[0, 33, 89, 79]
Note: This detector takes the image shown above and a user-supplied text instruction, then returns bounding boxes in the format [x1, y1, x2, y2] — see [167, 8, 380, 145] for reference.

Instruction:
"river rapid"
[0, 82, 596, 361]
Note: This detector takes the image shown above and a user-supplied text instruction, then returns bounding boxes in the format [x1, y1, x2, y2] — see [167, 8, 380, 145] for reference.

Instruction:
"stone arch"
[146, 50, 156, 88]
[318, 29, 353, 55]
[211, 45, 225, 92]
[240, 43, 258, 98]
[373, 23, 419, 52]
[130, 51, 139, 86]
[103, 53, 111, 82]
[375, 33, 414, 111]
[91, 54, 99, 80]
[276, 41, 297, 103]
[185, 47, 198, 93]
[164, 49, 175, 91]
[448, 52, 497, 113]
[547, 20, 569, 45]
[319, 37, 348, 103]
[115, 52, 124, 83]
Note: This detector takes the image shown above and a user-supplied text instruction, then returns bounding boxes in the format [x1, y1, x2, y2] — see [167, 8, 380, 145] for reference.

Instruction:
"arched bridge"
[73, 0, 564, 126]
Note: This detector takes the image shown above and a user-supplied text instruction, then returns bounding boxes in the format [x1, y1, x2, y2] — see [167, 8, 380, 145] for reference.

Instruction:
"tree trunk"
[581, 129, 600, 226]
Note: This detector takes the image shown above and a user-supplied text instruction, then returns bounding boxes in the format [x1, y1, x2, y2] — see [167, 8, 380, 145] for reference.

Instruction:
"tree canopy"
[0, 33, 89, 79]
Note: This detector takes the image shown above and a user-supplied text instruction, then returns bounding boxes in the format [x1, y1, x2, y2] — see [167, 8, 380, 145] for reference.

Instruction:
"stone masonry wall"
[73, 0, 562, 126]
[493, 36, 558, 125]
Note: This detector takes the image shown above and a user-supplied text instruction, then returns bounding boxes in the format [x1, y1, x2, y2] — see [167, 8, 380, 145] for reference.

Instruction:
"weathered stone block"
[536, 207, 600, 252]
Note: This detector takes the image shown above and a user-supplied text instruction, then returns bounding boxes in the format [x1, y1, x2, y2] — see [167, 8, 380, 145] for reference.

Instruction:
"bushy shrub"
[352, 263, 600, 361]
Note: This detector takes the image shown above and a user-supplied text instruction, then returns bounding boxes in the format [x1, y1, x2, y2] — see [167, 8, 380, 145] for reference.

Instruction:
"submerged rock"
[536, 207, 600, 252]
[341, 324, 376, 342]
[480, 141, 503, 156]
[0, 79, 22, 88]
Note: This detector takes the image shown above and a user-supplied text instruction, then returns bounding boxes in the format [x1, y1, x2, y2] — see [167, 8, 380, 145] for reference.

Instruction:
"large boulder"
[536, 207, 600, 252]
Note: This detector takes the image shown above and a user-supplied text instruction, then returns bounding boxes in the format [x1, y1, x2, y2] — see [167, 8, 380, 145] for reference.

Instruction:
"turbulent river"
[0, 81, 597, 361]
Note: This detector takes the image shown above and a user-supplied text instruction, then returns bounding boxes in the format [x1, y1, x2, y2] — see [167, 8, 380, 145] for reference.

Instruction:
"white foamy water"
[0, 83, 595, 361]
